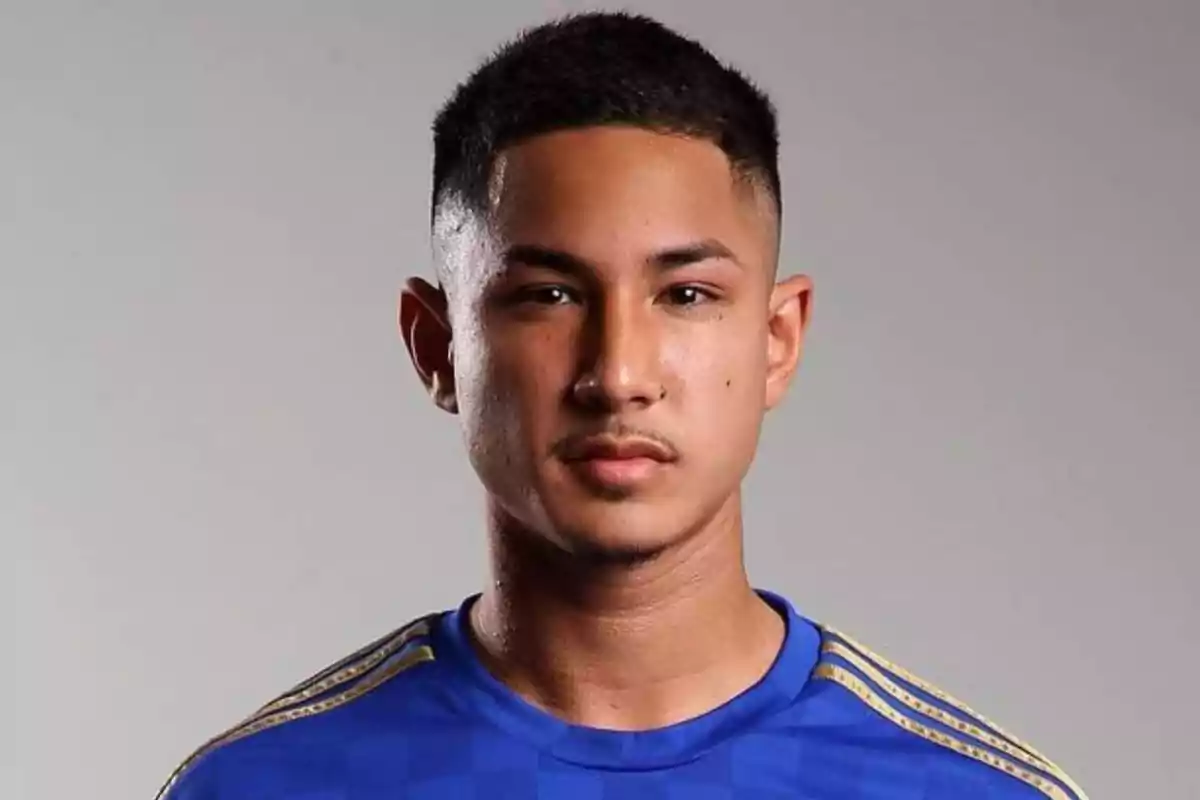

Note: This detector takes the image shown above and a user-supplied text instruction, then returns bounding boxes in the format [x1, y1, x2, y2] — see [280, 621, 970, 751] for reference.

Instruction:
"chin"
[561, 531, 671, 567]
[545, 499, 695, 567]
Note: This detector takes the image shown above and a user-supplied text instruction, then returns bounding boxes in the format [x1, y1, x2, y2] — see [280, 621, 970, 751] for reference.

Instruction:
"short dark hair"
[431, 12, 781, 228]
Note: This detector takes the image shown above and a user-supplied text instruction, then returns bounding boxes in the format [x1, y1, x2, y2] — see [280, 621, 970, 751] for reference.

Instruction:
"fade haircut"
[430, 11, 782, 259]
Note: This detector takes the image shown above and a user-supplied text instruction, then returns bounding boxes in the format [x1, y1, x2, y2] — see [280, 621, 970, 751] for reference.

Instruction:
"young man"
[157, 12, 1087, 800]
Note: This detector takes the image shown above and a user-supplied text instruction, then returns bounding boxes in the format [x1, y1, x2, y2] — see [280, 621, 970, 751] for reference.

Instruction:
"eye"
[661, 284, 718, 307]
[514, 284, 578, 306]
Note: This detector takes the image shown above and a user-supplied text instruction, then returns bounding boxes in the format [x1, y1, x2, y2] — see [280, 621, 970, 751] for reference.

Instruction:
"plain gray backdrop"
[4, 2, 1198, 798]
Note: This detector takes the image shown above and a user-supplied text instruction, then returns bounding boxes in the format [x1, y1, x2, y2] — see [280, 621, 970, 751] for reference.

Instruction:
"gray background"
[4, 2, 1197, 798]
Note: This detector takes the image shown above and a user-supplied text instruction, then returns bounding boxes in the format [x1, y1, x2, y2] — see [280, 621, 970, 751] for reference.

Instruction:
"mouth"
[557, 434, 678, 490]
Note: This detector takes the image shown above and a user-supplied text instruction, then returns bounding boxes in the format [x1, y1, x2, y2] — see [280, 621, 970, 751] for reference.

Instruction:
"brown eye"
[516, 285, 578, 306]
[661, 284, 716, 306]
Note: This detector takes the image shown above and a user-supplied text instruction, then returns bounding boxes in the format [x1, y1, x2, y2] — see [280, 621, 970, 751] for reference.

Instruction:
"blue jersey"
[156, 593, 1087, 799]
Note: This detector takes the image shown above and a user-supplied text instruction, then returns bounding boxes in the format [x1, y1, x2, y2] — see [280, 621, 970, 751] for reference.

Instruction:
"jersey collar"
[433, 589, 821, 770]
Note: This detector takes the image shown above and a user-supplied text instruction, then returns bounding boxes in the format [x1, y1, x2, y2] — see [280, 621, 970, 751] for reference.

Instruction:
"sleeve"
[153, 750, 222, 800]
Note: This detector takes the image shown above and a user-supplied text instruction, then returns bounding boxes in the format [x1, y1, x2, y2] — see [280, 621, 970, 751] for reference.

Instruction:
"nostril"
[569, 369, 666, 412]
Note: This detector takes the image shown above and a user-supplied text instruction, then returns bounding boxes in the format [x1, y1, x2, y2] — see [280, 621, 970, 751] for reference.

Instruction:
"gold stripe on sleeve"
[813, 664, 1077, 800]
[245, 620, 431, 722]
[823, 627, 1088, 800]
[822, 642, 1053, 774]
[153, 639, 433, 800]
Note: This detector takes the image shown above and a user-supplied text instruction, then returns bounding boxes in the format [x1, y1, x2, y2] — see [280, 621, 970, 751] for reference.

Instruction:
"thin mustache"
[553, 425, 680, 462]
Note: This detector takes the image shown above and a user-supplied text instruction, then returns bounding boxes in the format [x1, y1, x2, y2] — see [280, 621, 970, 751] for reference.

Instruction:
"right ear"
[399, 277, 458, 414]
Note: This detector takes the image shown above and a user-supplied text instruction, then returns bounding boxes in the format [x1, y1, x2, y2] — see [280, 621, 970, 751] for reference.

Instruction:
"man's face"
[406, 126, 810, 561]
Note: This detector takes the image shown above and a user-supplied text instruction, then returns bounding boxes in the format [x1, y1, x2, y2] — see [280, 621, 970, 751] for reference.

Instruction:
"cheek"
[455, 344, 537, 491]
[666, 320, 767, 403]
[499, 332, 569, 395]
[477, 329, 576, 446]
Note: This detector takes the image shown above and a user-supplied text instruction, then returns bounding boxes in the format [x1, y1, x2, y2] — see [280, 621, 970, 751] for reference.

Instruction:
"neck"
[469, 494, 785, 731]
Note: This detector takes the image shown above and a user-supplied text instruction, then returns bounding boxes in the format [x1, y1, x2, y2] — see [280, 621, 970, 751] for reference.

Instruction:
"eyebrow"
[502, 238, 741, 275]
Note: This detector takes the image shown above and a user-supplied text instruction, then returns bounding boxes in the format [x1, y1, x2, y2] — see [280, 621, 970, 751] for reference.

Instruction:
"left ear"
[399, 277, 459, 414]
[764, 274, 813, 410]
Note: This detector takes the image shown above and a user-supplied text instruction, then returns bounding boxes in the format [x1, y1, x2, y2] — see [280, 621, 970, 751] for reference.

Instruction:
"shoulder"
[155, 613, 441, 800]
[808, 624, 1089, 800]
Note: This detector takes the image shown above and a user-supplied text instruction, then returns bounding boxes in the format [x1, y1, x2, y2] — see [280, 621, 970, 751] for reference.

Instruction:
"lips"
[557, 433, 678, 490]
[560, 434, 677, 464]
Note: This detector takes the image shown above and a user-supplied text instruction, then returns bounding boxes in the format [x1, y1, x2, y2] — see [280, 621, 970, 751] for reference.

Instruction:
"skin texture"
[401, 126, 812, 729]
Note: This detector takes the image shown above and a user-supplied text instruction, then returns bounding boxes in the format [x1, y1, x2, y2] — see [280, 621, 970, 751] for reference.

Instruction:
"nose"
[570, 291, 666, 412]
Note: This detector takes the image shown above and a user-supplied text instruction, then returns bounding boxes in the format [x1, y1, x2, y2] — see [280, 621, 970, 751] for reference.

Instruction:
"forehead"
[484, 126, 776, 271]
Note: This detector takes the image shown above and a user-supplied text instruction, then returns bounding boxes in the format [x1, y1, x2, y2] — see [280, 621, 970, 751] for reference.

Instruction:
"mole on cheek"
[725, 379, 733, 387]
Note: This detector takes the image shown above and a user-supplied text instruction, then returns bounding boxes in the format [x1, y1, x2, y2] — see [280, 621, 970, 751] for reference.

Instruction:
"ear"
[399, 277, 458, 414]
[764, 274, 813, 410]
